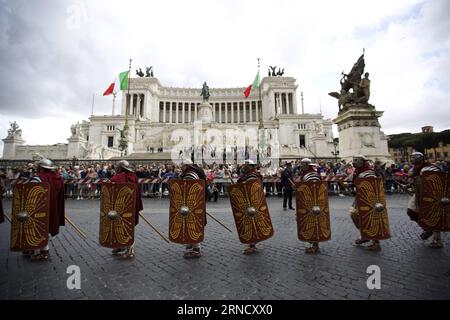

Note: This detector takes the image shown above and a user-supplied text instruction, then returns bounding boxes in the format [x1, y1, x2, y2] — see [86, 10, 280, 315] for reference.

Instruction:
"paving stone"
[1, 195, 449, 299]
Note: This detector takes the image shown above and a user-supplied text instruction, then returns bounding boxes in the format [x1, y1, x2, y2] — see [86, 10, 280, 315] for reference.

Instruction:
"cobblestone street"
[1, 194, 449, 300]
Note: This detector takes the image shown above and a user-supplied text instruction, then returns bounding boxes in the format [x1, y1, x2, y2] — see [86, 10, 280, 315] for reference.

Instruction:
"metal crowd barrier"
[2, 174, 412, 199]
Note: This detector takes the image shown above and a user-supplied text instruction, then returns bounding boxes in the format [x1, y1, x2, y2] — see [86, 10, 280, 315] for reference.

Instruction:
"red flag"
[243, 71, 260, 98]
[103, 82, 115, 96]
[244, 85, 252, 98]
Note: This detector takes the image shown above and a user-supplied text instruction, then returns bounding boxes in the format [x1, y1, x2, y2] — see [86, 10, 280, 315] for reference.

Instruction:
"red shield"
[228, 179, 274, 244]
[355, 177, 391, 240]
[295, 181, 331, 242]
[419, 171, 450, 231]
[10, 183, 50, 251]
[99, 182, 136, 248]
[168, 179, 206, 244]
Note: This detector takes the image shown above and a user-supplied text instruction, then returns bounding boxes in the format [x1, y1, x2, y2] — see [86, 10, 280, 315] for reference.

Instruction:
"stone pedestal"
[197, 102, 214, 124]
[333, 104, 390, 162]
[67, 136, 87, 159]
[2, 136, 25, 159]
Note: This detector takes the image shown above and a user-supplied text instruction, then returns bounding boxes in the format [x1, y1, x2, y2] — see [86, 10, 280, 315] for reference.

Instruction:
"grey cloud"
[0, 0, 109, 119]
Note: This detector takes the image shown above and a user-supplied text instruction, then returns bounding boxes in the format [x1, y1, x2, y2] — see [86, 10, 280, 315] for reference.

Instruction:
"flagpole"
[112, 92, 116, 115]
[257, 57, 263, 166]
[91, 93, 95, 116]
[123, 58, 132, 155]
[126, 58, 132, 117]
[257, 58, 262, 103]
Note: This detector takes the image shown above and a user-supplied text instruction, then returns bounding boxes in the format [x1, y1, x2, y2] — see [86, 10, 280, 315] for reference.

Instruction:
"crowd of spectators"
[1, 158, 449, 202]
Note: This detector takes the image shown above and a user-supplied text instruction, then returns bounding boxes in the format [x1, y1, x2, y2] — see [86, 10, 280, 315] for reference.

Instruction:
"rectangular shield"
[228, 179, 274, 244]
[168, 179, 206, 244]
[355, 177, 391, 240]
[99, 182, 136, 248]
[10, 183, 50, 251]
[295, 181, 331, 242]
[419, 171, 450, 231]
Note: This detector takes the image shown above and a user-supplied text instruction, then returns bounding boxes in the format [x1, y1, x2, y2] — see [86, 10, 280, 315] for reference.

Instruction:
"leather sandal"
[355, 239, 370, 245]
[31, 250, 49, 261]
[430, 240, 443, 249]
[367, 241, 381, 251]
[243, 246, 257, 255]
[305, 244, 320, 254]
[112, 248, 126, 256]
[420, 231, 433, 240]
[184, 248, 201, 259]
[120, 247, 135, 260]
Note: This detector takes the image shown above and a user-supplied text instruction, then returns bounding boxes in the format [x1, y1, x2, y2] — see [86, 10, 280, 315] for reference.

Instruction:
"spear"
[139, 212, 170, 243]
[206, 211, 233, 233]
[4, 214, 11, 223]
[65, 216, 88, 239]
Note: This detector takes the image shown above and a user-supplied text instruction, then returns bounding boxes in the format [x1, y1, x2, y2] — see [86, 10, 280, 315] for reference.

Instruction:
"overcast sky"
[0, 0, 449, 155]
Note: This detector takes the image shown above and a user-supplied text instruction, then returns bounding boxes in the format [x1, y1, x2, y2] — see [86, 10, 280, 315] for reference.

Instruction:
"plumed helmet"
[300, 158, 312, 165]
[411, 152, 424, 158]
[181, 158, 193, 165]
[353, 154, 369, 161]
[117, 160, 133, 172]
[37, 158, 55, 170]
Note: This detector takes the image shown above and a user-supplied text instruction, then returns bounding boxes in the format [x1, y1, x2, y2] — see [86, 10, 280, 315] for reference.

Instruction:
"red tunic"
[37, 171, 65, 236]
[412, 161, 431, 177]
[110, 171, 143, 226]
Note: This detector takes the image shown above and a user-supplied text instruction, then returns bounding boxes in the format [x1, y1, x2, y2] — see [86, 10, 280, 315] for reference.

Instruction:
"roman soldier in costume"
[238, 161, 262, 254]
[27, 158, 65, 260]
[109, 160, 143, 259]
[178, 159, 207, 259]
[227, 160, 274, 255]
[296, 158, 329, 254]
[407, 152, 444, 248]
[350, 155, 390, 251]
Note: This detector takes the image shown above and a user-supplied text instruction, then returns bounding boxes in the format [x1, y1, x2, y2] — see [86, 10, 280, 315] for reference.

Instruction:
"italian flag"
[244, 71, 260, 98]
[103, 71, 129, 96]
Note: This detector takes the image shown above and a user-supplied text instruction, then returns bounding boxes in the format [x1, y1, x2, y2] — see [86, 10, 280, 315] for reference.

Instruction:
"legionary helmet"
[300, 158, 312, 165]
[353, 154, 369, 161]
[36, 158, 55, 170]
[117, 160, 133, 172]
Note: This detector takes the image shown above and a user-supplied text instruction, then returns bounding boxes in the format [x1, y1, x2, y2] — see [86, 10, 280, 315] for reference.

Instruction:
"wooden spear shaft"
[4, 214, 11, 223]
[65, 216, 88, 239]
[206, 211, 233, 233]
[139, 213, 170, 243]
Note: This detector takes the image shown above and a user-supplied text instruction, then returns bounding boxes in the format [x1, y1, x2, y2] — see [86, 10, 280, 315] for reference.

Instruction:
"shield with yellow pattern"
[10, 183, 50, 251]
[295, 181, 331, 242]
[355, 177, 391, 240]
[99, 182, 136, 248]
[168, 179, 206, 244]
[419, 171, 450, 231]
[228, 179, 274, 244]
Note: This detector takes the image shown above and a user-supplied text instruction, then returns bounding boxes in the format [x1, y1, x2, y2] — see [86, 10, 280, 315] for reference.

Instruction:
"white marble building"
[2, 75, 337, 162]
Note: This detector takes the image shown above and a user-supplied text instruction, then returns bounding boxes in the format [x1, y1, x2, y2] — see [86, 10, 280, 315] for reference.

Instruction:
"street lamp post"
[332, 139, 339, 163]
